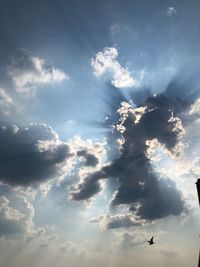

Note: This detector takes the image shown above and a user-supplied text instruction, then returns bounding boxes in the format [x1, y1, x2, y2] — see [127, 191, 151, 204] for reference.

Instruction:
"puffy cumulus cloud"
[166, 7, 177, 17]
[90, 214, 142, 229]
[0, 123, 72, 187]
[91, 47, 137, 88]
[68, 136, 107, 166]
[71, 93, 187, 221]
[8, 51, 68, 94]
[0, 191, 35, 237]
[0, 183, 64, 242]
[0, 196, 24, 236]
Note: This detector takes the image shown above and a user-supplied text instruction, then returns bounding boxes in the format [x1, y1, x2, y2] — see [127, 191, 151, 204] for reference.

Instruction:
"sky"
[0, 0, 200, 266]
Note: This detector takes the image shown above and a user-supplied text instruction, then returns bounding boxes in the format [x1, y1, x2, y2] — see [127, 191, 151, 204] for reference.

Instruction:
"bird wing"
[150, 237, 154, 242]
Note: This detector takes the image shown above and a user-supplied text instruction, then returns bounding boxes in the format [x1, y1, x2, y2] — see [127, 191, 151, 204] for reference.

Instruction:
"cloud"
[8, 51, 68, 94]
[0, 88, 13, 105]
[0, 88, 13, 115]
[166, 7, 177, 17]
[107, 96, 185, 220]
[0, 192, 35, 237]
[91, 47, 137, 88]
[90, 214, 141, 229]
[0, 196, 24, 236]
[0, 123, 72, 186]
[122, 232, 146, 247]
[65, 120, 77, 126]
[189, 98, 200, 117]
[71, 92, 186, 221]
[77, 150, 99, 167]
[70, 171, 105, 201]
[68, 136, 107, 200]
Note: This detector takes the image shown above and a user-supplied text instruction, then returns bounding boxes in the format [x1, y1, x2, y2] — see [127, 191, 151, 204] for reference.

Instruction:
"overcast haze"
[0, 1, 200, 267]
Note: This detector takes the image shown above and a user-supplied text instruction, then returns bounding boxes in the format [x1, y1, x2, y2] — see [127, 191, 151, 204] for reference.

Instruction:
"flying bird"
[148, 237, 155, 245]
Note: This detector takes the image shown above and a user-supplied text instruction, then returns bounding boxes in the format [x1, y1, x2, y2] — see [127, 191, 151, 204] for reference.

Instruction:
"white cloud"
[66, 136, 107, 175]
[8, 53, 68, 94]
[0, 192, 36, 237]
[122, 231, 147, 247]
[0, 88, 13, 104]
[0, 88, 13, 115]
[167, 6, 177, 17]
[91, 47, 138, 88]
[0, 196, 24, 221]
[65, 120, 77, 127]
[189, 98, 200, 116]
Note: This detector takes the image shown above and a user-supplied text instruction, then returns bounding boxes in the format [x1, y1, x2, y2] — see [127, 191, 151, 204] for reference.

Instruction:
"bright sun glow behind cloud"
[0, 1, 200, 267]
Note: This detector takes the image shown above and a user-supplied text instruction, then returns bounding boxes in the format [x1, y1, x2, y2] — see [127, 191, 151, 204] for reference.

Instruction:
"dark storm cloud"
[100, 95, 185, 220]
[133, 175, 183, 220]
[106, 215, 141, 229]
[0, 123, 71, 186]
[77, 150, 98, 167]
[90, 214, 141, 229]
[133, 95, 183, 150]
[71, 83, 189, 220]
[71, 171, 104, 201]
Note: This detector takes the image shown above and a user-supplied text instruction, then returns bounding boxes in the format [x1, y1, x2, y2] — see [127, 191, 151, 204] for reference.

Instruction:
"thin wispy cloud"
[0, 88, 13, 104]
[0, 88, 13, 115]
[167, 6, 177, 17]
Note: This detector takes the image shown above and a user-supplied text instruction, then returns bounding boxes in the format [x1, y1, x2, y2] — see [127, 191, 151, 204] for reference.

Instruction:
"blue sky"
[0, 1, 200, 266]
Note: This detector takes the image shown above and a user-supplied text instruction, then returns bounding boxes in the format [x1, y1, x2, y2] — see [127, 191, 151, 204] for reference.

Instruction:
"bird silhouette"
[148, 236, 155, 245]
